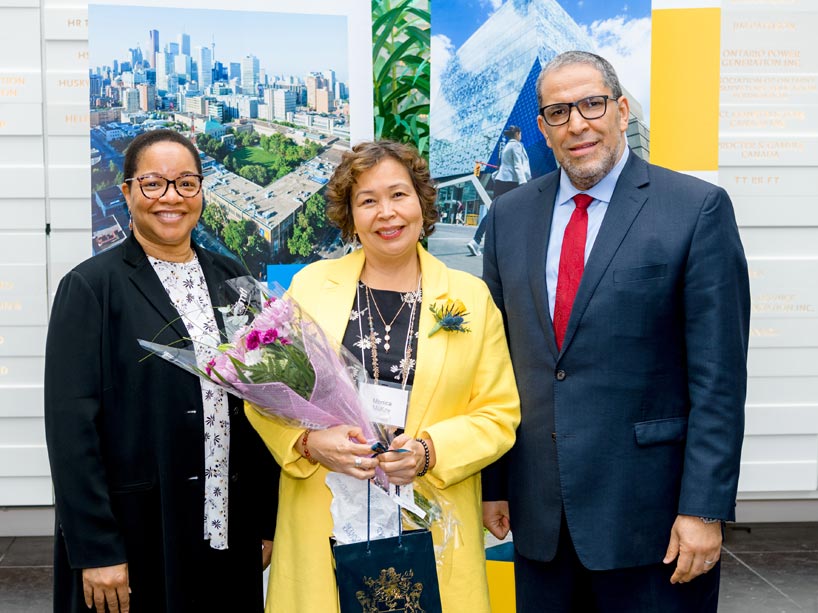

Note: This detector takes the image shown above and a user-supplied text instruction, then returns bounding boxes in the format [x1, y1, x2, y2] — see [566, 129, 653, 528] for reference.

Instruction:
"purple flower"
[245, 329, 261, 350]
[205, 358, 216, 377]
[260, 328, 279, 345]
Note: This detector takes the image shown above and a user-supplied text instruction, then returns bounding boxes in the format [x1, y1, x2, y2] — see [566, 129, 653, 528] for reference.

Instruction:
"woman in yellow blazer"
[246, 140, 520, 612]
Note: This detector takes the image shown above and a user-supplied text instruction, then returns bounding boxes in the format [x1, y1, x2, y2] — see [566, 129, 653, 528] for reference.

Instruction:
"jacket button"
[555, 370, 566, 381]
[230, 472, 239, 483]
[551, 432, 557, 442]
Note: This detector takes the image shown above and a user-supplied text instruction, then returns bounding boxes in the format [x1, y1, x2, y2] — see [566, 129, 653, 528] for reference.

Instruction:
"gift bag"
[332, 483, 442, 613]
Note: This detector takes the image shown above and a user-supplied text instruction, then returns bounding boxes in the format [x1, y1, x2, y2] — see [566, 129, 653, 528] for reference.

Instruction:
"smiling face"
[121, 141, 203, 261]
[537, 63, 629, 191]
[350, 157, 423, 268]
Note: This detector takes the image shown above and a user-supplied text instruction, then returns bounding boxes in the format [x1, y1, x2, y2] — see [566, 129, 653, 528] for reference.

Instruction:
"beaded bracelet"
[302, 429, 318, 465]
[415, 438, 430, 477]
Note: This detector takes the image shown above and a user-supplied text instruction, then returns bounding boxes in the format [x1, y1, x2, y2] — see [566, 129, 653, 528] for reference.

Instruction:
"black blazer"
[482, 152, 750, 570]
[44, 234, 279, 612]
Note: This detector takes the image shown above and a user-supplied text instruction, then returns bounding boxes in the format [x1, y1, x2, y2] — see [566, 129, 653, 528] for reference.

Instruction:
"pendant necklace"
[356, 274, 422, 387]
[366, 286, 409, 352]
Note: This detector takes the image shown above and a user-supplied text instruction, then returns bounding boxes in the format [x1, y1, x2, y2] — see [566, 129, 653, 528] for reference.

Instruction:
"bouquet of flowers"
[139, 276, 457, 566]
[139, 276, 388, 446]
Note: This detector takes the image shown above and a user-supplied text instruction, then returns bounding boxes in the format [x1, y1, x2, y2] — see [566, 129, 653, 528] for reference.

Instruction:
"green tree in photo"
[239, 164, 271, 186]
[304, 193, 327, 230]
[287, 212, 314, 258]
[201, 204, 227, 238]
[222, 219, 253, 256]
[245, 233, 268, 270]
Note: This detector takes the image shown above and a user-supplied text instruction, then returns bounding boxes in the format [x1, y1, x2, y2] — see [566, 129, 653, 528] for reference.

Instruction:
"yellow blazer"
[246, 245, 520, 613]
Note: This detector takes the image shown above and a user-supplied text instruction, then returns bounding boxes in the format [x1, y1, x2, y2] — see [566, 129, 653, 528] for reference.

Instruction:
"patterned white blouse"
[149, 254, 230, 550]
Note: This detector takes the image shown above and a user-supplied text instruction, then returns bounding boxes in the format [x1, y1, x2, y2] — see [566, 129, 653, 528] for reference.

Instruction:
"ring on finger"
[354, 457, 362, 468]
[704, 560, 715, 565]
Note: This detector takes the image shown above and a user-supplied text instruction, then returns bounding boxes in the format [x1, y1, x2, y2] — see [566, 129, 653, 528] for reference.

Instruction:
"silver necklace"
[366, 286, 409, 353]
[357, 275, 422, 387]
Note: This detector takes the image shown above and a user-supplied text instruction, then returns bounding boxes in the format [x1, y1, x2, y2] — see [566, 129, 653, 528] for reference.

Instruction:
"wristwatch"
[699, 517, 722, 524]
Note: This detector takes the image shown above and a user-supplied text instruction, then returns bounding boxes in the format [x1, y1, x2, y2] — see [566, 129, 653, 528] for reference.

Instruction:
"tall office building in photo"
[229, 62, 241, 82]
[147, 29, 159, 69]
[274, 88, 296, 120]
[315, 88, 333, 114]
[137, 83, 156, 112]
[174, 53, 191, 81]
[430, 0, 648, 179]
[124, 87, 140, 113]
[241, 55, 260, 95]
[197, 46, 213, 91]
[178, 32, 190, 56]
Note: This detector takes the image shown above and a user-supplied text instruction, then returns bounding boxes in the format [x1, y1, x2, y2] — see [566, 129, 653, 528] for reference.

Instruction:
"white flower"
[244, 348, 263, 366]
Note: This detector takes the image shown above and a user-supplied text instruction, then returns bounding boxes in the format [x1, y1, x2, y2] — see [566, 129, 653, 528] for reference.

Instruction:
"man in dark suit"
[481, 51, 750, 611]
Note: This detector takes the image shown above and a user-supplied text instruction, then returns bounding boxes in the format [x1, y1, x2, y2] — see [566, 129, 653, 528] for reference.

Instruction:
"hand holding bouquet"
[139, 276, 386, 445]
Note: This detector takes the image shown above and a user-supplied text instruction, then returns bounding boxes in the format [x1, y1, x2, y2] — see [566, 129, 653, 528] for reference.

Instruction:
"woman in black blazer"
[44, 129, 278, 613]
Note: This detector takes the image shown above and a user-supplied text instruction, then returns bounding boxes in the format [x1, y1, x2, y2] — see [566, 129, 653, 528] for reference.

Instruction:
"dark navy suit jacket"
[482, 151, 750, 571]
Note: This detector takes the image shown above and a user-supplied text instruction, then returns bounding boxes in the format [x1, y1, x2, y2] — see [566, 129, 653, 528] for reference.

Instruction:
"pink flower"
[253, 298, 293, 336]
[205, 358, 216, 377]
[260, 328, 279, 345]
[246, 329, 261, 351]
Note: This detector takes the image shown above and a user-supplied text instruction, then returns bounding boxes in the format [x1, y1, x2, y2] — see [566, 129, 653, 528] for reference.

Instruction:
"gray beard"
[561, 143, 621, 191]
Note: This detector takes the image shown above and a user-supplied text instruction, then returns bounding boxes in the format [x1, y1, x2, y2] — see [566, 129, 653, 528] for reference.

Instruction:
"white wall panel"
[0, 9, 42, 66]
[747, 375, 817, 405]
[0, 103, 42, 134]
[0, 71, 42, 103]
[738, 460, 817, 492]
[0, 385, 44, 418]
[0, 417, 46, 445]
[0, 198, 45, 230]
[0, 136, 44, 165]
[49, 198, 91, 230]
[0, 477, 52, 506]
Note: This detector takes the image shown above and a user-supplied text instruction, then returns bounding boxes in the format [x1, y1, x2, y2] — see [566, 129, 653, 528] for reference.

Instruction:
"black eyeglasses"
[125, 174, 204, 199]
[539, 95, 617, 126]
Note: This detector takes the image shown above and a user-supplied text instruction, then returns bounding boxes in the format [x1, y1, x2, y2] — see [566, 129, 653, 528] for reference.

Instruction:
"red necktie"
[554, 193, 593, 350]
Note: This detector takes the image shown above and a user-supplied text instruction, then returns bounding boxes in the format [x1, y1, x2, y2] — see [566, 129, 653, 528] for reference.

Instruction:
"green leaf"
[375, 37, 417, 87]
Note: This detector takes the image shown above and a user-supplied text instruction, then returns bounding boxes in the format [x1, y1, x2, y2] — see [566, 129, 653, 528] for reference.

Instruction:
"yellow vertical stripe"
[487, 560, 516, 612]
[650, 8, 721, 171]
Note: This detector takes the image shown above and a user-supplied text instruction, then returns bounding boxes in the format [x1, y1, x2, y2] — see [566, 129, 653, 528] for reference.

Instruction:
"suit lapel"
[527, 175, 560, 360]
[124, 235, 190, 341]
[560, 154, 649, 353]
[406, 245, 449, 434]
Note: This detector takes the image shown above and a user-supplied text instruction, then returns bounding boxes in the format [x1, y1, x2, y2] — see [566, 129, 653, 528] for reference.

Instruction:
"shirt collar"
[556, 146, 630, 207]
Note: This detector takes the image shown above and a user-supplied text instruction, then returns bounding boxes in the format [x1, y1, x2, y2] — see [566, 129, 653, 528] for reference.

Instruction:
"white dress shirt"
[546, 147, 630, 319]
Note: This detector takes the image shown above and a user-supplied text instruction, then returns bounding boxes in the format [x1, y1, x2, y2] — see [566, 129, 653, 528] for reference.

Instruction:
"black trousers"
[514, 515, 720, 613]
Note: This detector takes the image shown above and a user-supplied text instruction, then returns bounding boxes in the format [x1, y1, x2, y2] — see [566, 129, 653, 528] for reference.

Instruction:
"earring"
[419, 228, 426, 241]
[352, 233, 359, 249]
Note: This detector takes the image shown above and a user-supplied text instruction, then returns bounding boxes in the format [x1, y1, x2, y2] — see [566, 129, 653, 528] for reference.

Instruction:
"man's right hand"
[482, 500, 511, 539]
[82, 563, 130, 613]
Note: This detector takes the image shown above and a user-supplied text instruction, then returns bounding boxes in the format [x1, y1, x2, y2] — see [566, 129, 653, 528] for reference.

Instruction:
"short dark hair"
[123, 129, 202, 180]
[503, 125, 521, 139]
[536, 51, 624, 110]
[325, 140, 438, 243]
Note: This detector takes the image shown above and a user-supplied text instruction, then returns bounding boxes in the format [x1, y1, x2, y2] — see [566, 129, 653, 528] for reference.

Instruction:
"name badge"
[359, 381, 410, 428]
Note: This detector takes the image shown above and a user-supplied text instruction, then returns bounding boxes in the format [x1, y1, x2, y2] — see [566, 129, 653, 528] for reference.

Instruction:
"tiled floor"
[1, 523, 816, 612]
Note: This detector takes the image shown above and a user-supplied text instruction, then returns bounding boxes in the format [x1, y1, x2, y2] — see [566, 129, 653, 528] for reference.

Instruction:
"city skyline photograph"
[89, 4, 349, 83]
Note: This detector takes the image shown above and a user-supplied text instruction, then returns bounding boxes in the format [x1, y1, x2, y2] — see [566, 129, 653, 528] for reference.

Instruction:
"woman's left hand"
[378, 434, 434, 486]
